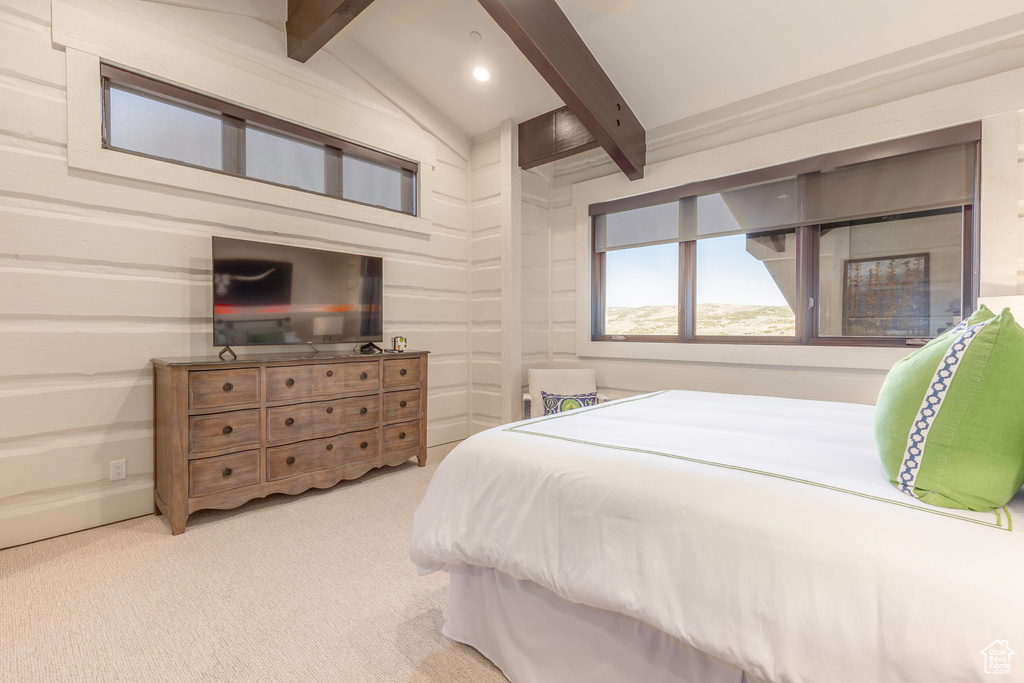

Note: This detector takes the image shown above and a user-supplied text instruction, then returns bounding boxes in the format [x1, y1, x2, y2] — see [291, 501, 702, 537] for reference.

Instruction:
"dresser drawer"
[383, 358, 420, 389]
[311, 361, 379, 396]
[266, 428, 379, 480]
[266, 396, 380, 443]
[267, 362, 380, 401]
[383, 389, 420, 423]
[189, 409, 260, 454]
[189, 369, 259, 409]
[266, 438, 334, 480]
[383, 420, 420, 454]
[189, 450, 260, 497]
[339, 428, 380, 464]
[265, 365, 314, 402]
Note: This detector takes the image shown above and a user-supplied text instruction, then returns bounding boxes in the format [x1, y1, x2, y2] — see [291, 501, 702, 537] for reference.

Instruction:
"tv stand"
[359, 341, 383, 354]
[218, 346, 237, 361]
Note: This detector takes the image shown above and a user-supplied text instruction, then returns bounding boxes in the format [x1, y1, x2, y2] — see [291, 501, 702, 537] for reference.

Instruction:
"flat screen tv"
[212, 237, 382, 347]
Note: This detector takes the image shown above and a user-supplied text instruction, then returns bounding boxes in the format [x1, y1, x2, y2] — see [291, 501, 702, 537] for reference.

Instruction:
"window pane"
[245, 125, 326, 193]
[818, 209, 963, 338]
[342, 154, 409, 212]
[695, 230, 797, 336]
[107, 86, 223, 170]
[603, 243, 679, 336]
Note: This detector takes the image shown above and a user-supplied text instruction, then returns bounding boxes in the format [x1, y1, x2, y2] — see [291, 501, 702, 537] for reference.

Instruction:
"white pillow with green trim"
[875, 305, 1024, 511]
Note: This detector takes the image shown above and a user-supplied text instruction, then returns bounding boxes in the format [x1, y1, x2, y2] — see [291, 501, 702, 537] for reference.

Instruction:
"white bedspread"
[410, 390, 1024, 683]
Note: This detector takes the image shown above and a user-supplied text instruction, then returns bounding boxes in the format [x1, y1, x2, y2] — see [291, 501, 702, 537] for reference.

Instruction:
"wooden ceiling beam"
[287, 0, 376, 63]
[519, 106, 599, 170]
[476, 0, 646, 180]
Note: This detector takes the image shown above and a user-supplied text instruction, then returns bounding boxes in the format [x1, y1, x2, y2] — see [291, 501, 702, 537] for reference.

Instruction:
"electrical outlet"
[109, 459, 126, 481]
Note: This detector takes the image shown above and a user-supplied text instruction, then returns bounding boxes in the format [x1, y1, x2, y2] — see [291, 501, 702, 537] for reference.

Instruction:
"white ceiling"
[348, 0, 1024, 138]
[348, 0, 561, 138]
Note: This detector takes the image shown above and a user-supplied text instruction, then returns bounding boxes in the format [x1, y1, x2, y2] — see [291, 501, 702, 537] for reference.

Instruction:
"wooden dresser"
[151, 351, 428, 534]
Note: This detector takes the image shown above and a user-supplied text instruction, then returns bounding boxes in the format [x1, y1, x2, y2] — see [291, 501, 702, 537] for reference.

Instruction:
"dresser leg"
[417, 452, 427, 467]
[170, 511, 187, 535]
[154, 503, 163, 516]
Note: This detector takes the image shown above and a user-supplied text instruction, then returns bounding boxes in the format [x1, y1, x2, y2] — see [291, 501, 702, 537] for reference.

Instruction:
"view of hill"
[605, 304, 796, 336]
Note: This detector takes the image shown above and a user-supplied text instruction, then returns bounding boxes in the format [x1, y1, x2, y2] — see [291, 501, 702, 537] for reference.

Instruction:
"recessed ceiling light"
[469, 31, 482, 42]
[473, 67, 490, 82]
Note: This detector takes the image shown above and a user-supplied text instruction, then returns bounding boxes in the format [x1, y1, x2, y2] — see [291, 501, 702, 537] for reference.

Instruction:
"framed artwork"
[842, 253, 930, 337]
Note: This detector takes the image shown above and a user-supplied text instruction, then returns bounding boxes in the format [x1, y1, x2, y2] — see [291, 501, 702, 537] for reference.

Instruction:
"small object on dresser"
[392, 336, 408, 352]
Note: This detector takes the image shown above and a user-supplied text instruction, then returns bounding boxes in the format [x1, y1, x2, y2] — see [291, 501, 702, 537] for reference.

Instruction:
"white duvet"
[410, 390, 1024, 683]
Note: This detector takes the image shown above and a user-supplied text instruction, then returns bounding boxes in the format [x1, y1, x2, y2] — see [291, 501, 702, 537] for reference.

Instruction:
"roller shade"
[594, 201, 681, 252]
[594, 142, 977, 247]
[801, 143, 975, 226]
[695, 176, 801, 238]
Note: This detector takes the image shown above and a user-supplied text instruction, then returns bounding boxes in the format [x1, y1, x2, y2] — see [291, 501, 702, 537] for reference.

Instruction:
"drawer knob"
[360, 441, 368, 449]
[223, 468, 232, 477]
[400, 368, 407, 376]
[360, 372, 368, 380]
[223, 382, 233, 392]
[326, 407, 334, 414]
[222, 425, 233, 435]
[326, 444, 334, 451]
[286, 456, 295, 465]
[326, 370, 333, 377]
[285, 418, 294, 426]
[286, 378, 295, 387]
[360, 407, 367, 415]
[400, 400, 407, 408]
[399, 432, 406, 440]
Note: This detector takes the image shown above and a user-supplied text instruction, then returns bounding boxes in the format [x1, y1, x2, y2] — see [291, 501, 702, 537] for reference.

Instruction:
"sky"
[605, 235, 791, 308]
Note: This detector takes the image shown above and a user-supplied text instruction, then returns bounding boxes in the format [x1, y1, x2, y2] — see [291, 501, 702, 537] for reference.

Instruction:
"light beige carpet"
[0, 442, 507, 683]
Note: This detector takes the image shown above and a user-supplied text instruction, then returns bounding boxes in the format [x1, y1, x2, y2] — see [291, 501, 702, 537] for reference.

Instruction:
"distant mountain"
[605, 304, 795, 336]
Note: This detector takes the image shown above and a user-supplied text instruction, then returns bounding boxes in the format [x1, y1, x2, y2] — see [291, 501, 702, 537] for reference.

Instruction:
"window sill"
[576, 339, 912, 371]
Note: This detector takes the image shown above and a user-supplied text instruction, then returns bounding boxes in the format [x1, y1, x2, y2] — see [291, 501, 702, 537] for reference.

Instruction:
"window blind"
[594, 142, 977, 247]
[594, 201, 682, 252]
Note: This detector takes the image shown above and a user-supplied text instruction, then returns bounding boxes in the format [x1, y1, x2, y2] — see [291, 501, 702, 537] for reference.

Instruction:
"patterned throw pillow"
[875, 305, 1024, 511]
[542, 391, 598, 416]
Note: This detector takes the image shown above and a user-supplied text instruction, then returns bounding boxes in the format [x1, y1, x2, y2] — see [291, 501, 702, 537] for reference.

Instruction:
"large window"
[591, 125, 979, 346]
[101, 64, 417, 215]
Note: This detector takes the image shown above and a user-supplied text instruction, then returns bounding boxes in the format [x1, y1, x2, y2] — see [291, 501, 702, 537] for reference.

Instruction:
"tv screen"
[212, 237, 382, 346]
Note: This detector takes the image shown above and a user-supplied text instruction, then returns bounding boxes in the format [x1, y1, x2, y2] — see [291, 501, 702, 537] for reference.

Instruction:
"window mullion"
[222, 115, 245, 175]
[591, 216, 605, 339]
[101, 78, 112, 148]
[795, 225, 817, 344]
[962, 204, 976, 318]
[326, 147, 342, 198]
[681, 241, 695, 341]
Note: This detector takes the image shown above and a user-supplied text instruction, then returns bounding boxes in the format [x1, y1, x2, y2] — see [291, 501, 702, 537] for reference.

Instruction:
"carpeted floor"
[0, 442, 507, 683]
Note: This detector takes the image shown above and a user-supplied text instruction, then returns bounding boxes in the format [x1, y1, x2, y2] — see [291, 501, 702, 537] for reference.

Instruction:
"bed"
[410, 390, 1024, 683]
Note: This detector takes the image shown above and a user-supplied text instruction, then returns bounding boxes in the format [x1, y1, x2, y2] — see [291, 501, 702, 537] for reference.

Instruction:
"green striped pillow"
[875, 306, 1024, 511]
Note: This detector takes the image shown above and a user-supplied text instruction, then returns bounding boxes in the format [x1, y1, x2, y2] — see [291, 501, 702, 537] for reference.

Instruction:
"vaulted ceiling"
[344, 0, 1024, 138]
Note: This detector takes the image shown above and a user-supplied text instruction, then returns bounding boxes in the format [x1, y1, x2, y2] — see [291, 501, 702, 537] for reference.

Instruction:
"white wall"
[537, 63, 1024, 407]
[468, 128, 503, 433]
[521, 165, 553, 410]
[0, 0, 473, 548]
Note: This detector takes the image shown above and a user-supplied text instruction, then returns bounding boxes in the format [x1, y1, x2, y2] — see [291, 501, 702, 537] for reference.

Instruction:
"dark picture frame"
[842, 253, 930, 337]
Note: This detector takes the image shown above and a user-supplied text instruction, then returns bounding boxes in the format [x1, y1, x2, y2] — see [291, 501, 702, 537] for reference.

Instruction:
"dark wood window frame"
[591, 123, 981, 348]
[100, 63, 418, 216]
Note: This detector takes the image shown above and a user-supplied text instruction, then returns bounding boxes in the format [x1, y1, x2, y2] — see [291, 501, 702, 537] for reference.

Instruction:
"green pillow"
[875, 305, 1024, 511]
[541, 391, 598, 415]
